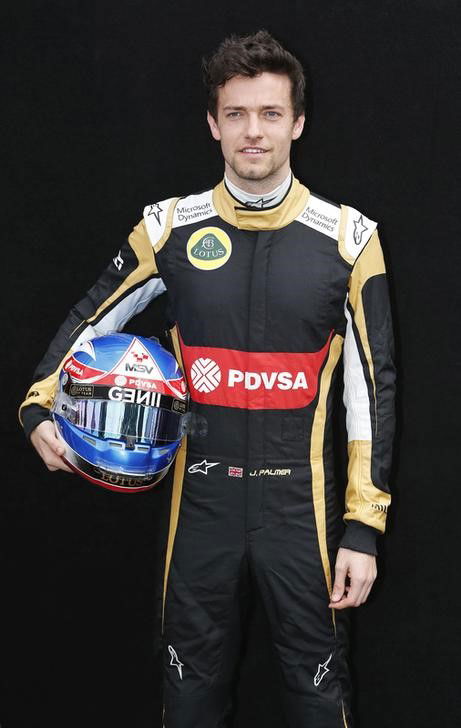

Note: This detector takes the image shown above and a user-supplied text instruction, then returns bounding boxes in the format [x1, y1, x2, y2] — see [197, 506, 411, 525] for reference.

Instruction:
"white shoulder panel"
[295, 194, 340, 240]
[343, 298, 372, 441]
[172, 189, 217, 228]
[344, 205, 377, 260]
[72, 278, 167, 349]
[143, 197, 178, 247]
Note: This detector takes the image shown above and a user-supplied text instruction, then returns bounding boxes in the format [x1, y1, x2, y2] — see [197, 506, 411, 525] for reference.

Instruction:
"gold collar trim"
[212, 177, 309, 231]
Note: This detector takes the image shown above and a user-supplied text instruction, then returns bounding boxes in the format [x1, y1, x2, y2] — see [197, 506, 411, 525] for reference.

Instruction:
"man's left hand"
[329, 547, 377, 609]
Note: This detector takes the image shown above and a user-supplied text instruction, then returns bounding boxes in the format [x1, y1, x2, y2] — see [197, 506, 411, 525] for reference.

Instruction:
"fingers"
[40, 441, 73, 472]
[329, 549, 377, 610]
[43, 450, 73, 473]
[330, 578, 369, 609]
[30, 421, 73, 473]
[330, 563, 347, 605]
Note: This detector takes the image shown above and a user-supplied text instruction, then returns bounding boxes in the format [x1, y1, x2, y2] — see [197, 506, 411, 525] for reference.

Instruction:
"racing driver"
[20, 30, 396, 728]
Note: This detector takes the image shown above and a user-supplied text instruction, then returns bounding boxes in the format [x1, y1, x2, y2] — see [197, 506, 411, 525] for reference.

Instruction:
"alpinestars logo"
[168, 645, 183, 680]
[353, 215, 368, 246]
[188, 460, 219, 475]
[314, 653, 332, 687]
[113, 250, 124, 270]
[190, 358, 222, 392]
[147, 202, 163, 225]
[244, 195, 276, 209]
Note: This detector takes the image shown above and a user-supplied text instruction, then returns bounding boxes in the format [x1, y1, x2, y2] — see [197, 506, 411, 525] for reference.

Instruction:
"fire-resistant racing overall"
[20, 177, 395, 728]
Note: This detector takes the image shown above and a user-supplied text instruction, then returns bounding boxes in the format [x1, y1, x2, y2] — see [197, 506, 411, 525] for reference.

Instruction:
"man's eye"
[265, 111, 281, 118]
[227, 111, 241, 118]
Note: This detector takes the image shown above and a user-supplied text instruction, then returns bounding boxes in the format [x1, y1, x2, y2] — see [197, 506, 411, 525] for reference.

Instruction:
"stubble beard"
[228, 154, 276, 184]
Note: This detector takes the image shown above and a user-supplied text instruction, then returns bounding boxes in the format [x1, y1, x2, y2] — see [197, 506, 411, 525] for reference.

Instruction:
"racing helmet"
[51, 333, 188, 492]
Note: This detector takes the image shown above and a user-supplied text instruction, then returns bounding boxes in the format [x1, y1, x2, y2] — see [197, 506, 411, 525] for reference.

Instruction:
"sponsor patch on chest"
[186, 226, 232, 270]
[179, 333, 332, 410]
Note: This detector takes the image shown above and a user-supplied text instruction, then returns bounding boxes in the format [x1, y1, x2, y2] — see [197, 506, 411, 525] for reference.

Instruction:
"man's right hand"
[30, 420, 73, 473]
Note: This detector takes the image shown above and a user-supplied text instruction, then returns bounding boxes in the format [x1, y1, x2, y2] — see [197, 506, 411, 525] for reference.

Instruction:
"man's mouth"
[240, 147, 267, 155]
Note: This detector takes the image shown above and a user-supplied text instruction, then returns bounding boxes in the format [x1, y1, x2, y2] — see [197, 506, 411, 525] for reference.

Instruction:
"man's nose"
[244, 113, 263, 139]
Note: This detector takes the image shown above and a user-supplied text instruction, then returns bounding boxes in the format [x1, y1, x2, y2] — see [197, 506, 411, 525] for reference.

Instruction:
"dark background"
[3, 1, 461, 726]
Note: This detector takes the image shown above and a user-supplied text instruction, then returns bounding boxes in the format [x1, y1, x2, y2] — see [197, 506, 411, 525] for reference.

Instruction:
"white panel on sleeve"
[295, 194, 340, 240]
[143, 197, 177, 246]
[172, 190, 217, 228]
[343, 298, 372, 441]
[344, 206, 377, 260]
[72, 277, 166, 349]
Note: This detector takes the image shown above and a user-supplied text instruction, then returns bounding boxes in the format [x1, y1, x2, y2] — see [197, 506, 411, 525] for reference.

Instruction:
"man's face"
[207, 72, 305, 188]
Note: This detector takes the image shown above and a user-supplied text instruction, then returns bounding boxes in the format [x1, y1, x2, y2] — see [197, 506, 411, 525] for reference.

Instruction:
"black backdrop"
[3, 1, 461, 726]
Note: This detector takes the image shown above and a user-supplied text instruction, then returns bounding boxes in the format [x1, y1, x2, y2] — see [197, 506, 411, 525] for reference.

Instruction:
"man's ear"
[207, 111, 221, 141]
[292, 113, 305, 140]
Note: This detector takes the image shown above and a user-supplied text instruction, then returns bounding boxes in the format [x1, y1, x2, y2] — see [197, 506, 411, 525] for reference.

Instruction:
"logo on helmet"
[132, 351, 149, 362]
[108, 386, 162, 407]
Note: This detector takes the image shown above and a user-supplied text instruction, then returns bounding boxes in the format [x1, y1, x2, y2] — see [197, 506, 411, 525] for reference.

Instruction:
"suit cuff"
[21, 405, 52, 440]
[339, 520, 380, 556]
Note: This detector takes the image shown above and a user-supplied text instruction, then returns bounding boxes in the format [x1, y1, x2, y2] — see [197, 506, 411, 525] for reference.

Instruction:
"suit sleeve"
[339, 229, 396, 555]
[19, 219, 166, 438]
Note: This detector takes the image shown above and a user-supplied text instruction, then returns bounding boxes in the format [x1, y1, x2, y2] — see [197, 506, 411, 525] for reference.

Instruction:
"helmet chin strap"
[224, 171, 292, 209]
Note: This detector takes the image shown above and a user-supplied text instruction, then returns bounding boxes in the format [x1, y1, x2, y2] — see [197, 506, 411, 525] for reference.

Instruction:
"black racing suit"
[20, 177, 396, 727]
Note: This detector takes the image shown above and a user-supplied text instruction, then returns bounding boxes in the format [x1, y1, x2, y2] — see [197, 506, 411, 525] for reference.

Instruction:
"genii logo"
[187, 227, 232, 270]
[180, 333, 332, 410]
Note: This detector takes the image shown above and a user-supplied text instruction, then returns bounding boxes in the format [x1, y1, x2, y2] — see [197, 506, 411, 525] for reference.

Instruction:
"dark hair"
[202, 30, 306, 120]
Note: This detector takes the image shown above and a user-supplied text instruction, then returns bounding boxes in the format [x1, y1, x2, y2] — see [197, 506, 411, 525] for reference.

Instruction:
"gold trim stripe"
[342, 700, 349, 727]
[162, 437, 187, 628]
[162, 325, 188, 629]
[310, 334, 344, 596]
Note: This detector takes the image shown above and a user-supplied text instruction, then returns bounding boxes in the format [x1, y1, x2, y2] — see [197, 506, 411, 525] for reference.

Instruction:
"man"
[20, 30, 395, 728]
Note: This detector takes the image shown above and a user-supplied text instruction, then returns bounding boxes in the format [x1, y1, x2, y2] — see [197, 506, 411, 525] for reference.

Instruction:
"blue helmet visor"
[53, 392, 187, 446]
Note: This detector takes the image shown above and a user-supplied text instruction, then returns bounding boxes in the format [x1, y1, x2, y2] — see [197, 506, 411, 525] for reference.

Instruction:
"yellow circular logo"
[186, 227, 232, 270]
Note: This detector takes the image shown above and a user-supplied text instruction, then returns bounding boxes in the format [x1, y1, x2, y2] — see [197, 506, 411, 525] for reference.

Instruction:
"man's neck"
[224, 171, 293, 209]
